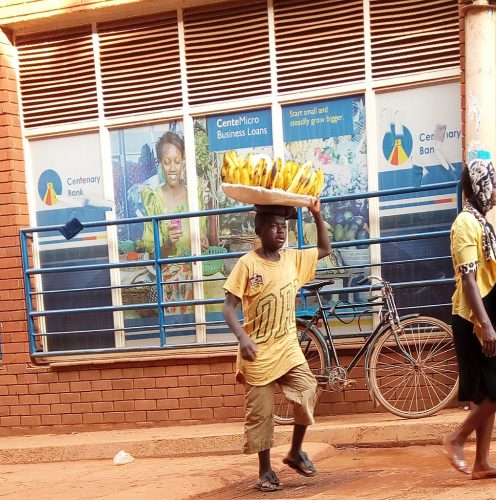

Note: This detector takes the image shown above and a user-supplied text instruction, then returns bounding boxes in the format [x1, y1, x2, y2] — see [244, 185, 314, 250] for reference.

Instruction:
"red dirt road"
[1, 441, 495, 499]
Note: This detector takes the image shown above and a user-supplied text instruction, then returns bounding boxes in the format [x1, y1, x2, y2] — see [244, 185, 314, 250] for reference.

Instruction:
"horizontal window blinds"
[273, 0, 365, 93]
[16, 26, 98, 128]
[183, 0, 271, 105]
[97, 13, 182, 118]
[370, 0, 460, 78]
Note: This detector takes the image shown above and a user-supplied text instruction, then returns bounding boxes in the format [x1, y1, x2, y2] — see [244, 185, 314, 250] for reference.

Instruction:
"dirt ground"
[1, 441, 496, 499]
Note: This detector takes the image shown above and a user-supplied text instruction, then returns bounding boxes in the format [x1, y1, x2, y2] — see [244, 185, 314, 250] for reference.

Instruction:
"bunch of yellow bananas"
[221, 151, 325, 197]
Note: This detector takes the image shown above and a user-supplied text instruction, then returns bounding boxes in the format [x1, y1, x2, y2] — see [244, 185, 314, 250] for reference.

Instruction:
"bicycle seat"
[304, 279, 335, 292]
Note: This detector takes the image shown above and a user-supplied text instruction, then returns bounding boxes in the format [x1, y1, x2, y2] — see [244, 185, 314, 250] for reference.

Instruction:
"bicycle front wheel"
[368, 316, 459, 418]
[273, 319, 328, 425]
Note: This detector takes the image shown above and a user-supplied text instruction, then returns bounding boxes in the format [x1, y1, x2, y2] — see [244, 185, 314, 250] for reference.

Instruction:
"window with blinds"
[369, 0, 460, 78]
[98, 13, 182, 118]
[183, 0, 271, 105]
[273, 0, 365, 93]
[16, 26, 98, 128]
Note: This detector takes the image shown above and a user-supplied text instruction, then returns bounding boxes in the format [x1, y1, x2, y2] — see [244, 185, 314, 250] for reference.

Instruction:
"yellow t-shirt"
[223, 247, 319, 386]
[451, 211, 496, 335]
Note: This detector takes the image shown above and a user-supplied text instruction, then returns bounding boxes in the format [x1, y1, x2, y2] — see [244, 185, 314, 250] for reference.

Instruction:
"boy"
[223, 201, 332, 492]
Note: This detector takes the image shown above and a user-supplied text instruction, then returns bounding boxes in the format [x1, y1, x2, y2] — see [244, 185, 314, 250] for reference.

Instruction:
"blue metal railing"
[20, 180, 460, 357]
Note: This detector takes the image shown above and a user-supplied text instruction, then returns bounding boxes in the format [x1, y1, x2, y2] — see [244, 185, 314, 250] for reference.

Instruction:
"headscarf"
[464, 159, 496, 261]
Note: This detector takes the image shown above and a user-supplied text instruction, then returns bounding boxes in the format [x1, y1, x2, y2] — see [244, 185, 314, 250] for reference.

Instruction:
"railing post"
[20, 232, 37, 355]
[152, 219, 167, 347]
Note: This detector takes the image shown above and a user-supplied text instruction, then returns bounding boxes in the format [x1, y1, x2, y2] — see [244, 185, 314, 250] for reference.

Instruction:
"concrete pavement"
[0, 408, 470, 464]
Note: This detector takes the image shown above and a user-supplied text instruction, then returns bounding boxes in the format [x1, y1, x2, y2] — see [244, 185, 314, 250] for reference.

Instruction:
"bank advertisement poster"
[30, 133, 109, 248]
[282, 96, 370, 283]
[375, 82, 462, 319]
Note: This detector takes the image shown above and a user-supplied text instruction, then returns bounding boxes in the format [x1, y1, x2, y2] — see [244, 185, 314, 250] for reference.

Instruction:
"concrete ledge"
[0, 409, 467, 464]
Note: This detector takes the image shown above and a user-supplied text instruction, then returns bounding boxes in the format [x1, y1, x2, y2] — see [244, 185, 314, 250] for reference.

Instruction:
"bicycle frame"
[301, 275, 419, 378]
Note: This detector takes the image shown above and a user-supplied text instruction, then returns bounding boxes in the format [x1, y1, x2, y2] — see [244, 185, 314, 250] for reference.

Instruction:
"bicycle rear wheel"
[368, 316, 459, 418]
[273, 319, 328, 425]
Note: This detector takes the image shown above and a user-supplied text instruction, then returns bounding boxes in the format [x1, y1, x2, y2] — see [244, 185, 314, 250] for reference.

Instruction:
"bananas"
[222, 151, 325, 198]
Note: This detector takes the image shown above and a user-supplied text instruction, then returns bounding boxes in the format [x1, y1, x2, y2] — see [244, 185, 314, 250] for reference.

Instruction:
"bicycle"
[274, 274, 459, 424]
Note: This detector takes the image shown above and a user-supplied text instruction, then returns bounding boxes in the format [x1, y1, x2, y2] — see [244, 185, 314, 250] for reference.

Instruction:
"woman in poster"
[141, 131, 208, 315]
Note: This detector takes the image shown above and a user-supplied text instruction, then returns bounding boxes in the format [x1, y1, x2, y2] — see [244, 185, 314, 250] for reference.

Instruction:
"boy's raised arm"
[308, 200, 332, 259]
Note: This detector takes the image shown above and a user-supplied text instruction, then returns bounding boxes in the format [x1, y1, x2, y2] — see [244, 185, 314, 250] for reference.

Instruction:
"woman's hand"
[481, 323, 496, 357]
[201, 235, 209, 251]
[167, 228, 183, 246]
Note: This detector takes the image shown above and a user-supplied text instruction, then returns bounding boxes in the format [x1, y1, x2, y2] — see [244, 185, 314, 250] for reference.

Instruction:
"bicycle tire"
[368, 316, 459, 418]
[273, 319, 328, 425]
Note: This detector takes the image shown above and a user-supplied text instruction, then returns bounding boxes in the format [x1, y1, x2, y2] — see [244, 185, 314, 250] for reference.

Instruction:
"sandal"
[256, 471, 282, 492]
[283, 451, 318, 477]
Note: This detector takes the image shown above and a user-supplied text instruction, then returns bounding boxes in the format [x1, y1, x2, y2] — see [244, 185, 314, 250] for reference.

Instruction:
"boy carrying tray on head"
[223, 201, 332, 492]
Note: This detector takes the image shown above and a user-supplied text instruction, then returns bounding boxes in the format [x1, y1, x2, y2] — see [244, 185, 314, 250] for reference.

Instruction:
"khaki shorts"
[243, 363, 318, 455]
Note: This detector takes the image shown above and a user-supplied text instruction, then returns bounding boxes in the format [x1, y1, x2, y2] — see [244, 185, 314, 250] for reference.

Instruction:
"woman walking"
[444, 158, 496, 479]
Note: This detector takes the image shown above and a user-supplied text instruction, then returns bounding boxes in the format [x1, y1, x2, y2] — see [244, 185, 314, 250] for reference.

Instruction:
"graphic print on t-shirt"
[254, 279, 298, 344]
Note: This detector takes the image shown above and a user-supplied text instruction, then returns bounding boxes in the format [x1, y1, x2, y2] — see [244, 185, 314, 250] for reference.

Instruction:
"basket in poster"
[221, 151, 325, 198]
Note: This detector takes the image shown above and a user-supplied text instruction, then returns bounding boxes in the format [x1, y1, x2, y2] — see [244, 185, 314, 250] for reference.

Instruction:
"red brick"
[113, 401, 135, 412]
[122, 367, 144, 378]
[187, 364, 211, 375]
[92, 402, 113, 412]
[146, 410, 170, 421]
[179, 398, 201, 409]
[135, 400, 157, 411]
[90, 380, 112, 391]
[10, 405, 29, 416]
[102, 390, 124, 401]
[190, 408, 213, 419]
[20, 415, 41, 426]
[57, 371, 81, 382]
[189, 386, 212, 398]
[71, 402, 93, 413]
[166, 387, 189, 398]
[39, 393, 60, 404]
[212, 385, 235, 396]
[155, 377, 178, 388]
[100, 368, 123, 379]
[111, 379, 133, 390]
[142, 367, 166, 377]
[202, 374, 223, 385]
[18, 394, 39, 405]
[134, 378, 156, 389]
[9, 384, 28, 394]
[164, 365, 187, 376]
[124, 389, 145, 399]
[210, 362, 233, 374]
[77, 370, 101, 381]
[16, 373, 37, 384]
[81, 391, 102, 402]
[70, 381, 91, 392]
[344, 390, 372, 403]
[82, 413, 104, 424]
[223, 374, 236, 384]
[29, 404, 51, 415]
[50, 404, 71, 414]
[168, 409, 190, 420]
[1, 416, 20, 426]
[103, 412, 125, 423]
[49, 382, 70, 393]
[156, 399, 179, 410]
[144, 388, 166, 399]
[201, 397, 223, 408]
[60, 393, 81, 404]
[37, 372, 59, 383]
[178, 375, 200, 387]
[223, 395, 244, 407]
[125, 411, 147, 422]
[214, 407, 236, 419]
[41, 414, 62, 425]
[61, 414, 83, 425]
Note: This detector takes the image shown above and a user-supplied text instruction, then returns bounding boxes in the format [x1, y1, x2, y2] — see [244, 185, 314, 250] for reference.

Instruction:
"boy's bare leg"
[282, 424, 317, 476]
[287, 424, 307, 461]
[473, 410, 496, 474]
[258, 449, 272, 478]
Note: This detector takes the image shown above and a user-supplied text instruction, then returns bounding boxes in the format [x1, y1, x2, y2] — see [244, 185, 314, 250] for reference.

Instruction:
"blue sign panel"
[282, 97, 354, 142]
[207, 109, 273, 152]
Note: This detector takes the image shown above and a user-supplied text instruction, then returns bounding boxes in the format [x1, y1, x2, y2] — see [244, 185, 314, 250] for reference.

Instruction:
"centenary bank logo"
[382, 124, 413, 166]
[38, 169, 62, 206]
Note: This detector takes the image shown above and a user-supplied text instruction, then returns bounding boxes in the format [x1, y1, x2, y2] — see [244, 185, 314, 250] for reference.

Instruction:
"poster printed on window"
[30, 133, 110, 249]
[282, 96, 369, 288]
[375, 82, 462, 218]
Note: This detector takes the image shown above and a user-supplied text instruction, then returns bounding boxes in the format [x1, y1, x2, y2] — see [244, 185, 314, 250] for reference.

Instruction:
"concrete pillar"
[464, 0, 496, 223]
